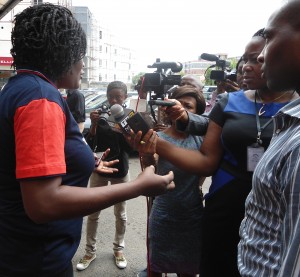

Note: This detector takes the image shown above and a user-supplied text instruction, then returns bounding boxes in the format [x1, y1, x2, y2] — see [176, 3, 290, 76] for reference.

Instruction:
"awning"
[0, 0, 22, 20]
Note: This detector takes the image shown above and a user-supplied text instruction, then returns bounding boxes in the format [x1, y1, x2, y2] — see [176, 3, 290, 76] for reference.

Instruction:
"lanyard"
[254, 91, 273, 145]
[16, 69, 58, 89]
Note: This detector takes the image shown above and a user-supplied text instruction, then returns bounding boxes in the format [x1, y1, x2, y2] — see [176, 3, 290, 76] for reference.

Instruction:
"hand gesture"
[94, 148, 119, 174]
[134, 165, 175, 196]
[127, 129, 157, 155]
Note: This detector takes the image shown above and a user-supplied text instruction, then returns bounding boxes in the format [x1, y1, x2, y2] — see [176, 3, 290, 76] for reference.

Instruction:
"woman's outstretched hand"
[134, 165, 175, 197]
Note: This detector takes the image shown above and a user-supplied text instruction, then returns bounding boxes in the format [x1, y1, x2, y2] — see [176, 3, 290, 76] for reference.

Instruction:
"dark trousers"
[200, 179, 252, 277]
[55, 262, 74, 277]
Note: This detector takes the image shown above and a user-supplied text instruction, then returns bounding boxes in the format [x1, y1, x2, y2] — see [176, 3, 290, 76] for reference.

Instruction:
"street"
[72, 155, 210, 277]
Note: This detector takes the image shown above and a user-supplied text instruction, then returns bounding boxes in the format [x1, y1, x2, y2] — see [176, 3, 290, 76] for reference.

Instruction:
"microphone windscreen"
[200, 53, 219, 62]
[110, 104, 124, 119]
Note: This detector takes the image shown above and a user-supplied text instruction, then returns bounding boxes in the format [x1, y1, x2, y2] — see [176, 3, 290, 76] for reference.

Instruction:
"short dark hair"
[11, 3, 86, 81]
[107, 81, 127, 94]
[170, 85, 206, 115]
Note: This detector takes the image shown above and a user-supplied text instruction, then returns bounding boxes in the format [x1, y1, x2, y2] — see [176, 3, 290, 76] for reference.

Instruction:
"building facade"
[0, 0, 136, 89]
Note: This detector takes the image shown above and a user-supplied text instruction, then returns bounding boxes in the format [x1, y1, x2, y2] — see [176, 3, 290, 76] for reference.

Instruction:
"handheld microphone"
[200, 53, 219, 62]
[108, 104, 150, 137]
[148, 100, 176, 107]
[108, 104, 135, 134]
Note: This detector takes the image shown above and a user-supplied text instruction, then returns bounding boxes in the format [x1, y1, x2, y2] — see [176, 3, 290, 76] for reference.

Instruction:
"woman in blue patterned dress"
[143, 85, 206, 277]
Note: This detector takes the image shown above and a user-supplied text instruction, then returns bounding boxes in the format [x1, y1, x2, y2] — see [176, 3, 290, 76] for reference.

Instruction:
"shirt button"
[275, 129, 281, 134]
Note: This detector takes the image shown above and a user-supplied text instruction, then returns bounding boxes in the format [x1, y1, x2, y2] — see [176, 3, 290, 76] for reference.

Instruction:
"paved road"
[72, 155, 211, 277]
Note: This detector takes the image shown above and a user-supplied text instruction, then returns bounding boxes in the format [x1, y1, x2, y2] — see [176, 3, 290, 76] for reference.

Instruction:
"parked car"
[203, 85, 216, 100]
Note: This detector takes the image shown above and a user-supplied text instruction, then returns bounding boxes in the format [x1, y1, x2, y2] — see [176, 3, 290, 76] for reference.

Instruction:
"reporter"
[145, 85, 206, 277]
[0, 4, 174, 276]
[132, 29, 298, 277]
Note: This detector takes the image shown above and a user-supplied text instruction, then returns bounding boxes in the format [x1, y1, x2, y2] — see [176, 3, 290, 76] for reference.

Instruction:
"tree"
[131, 72, 145, 90]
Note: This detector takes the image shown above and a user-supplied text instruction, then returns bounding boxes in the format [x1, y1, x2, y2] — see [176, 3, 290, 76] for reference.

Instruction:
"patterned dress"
[149, 132, 203, 275]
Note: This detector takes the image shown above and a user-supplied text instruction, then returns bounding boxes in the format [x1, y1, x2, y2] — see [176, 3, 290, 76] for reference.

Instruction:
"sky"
[72, 0, 285, 72]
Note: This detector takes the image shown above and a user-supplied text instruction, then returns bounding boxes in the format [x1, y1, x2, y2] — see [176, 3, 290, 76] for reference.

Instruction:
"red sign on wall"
[0, 57, 13, 65]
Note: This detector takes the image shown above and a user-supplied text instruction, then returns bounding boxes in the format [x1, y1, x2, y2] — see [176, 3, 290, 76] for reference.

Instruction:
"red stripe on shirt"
[14, 99, 66, 179]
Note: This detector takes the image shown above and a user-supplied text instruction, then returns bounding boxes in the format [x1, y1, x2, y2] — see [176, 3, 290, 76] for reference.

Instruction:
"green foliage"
[131, 72, 145, 90]
[204, 68, 214, 85]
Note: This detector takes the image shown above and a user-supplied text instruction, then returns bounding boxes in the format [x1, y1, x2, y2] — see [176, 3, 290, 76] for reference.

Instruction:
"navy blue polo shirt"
[0, 73, 95, 276]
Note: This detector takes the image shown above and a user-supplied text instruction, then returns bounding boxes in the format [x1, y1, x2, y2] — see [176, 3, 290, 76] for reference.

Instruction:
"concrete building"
[71, 6, 136, 89]
[0, 0, 136, 89]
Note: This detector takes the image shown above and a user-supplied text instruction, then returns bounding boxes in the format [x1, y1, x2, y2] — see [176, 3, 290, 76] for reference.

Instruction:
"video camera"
[134, 58, 183, 99]
[96, 103, 110, 126]
[200, 53, 237, 82]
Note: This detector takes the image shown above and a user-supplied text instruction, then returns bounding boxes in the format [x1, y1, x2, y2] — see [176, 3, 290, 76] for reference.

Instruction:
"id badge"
[247, 145, 264, 172]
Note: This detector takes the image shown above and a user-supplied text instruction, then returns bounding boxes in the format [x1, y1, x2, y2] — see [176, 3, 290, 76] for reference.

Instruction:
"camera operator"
[77, 81, 132, 271]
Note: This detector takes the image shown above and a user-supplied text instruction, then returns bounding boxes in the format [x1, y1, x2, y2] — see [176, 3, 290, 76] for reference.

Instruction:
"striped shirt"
[238, 97, 300, 277]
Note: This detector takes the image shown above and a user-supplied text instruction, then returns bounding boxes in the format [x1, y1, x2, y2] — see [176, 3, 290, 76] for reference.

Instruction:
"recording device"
[200, 53, 237, 82]
[108, 104, 150, 137]
[127, 113, 150, 138]
[134, 58, 182, 99]
[134, 59, 182, 123]
[148, 100, 176, 107]
[96, 104, 110, 126]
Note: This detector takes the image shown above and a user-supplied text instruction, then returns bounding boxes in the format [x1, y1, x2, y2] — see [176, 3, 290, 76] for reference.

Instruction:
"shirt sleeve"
[209, 93, 229, 127]
[175, 112, 209, 136]
[14, 98, 66, 179]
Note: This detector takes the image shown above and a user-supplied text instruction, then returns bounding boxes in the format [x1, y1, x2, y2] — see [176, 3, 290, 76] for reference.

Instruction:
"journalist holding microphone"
[0, 4, 174, 277]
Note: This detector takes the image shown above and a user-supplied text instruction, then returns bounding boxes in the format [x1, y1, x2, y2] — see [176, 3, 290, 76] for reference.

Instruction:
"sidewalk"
[72, 156, 211, 277]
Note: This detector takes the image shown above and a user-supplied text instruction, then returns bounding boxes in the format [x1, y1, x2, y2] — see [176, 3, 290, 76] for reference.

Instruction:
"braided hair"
[11, 3, 86, 81]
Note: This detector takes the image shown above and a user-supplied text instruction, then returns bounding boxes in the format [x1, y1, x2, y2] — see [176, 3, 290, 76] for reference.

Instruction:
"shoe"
[76, 254, 96, 271]
[114, 253, 127, 269]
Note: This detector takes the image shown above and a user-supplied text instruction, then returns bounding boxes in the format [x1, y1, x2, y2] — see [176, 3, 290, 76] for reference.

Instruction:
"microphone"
[108, 104, 150, 137]
[108, 104, 135, 134]
[200, 53, 219, 62]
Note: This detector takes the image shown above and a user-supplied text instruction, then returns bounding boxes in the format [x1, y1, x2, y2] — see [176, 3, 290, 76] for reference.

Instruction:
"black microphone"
[108, 104, 135, 134]
[108, 104, 150, 137]
[200, 53, 219, 62]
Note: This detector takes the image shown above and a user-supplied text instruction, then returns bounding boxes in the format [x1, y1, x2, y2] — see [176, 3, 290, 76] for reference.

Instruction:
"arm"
[176, 111, 209, 136]
[157, 120, 223, 175]
[161, 99, 209, 136]
[20, 166, 174, 224]
[133, 120, 223, 176]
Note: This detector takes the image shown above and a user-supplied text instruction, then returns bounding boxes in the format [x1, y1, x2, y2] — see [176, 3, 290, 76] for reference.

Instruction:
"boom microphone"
[200, 53, 219, 62]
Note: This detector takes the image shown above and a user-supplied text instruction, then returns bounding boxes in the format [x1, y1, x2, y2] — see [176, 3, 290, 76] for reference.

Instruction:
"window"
[34, 0, 43, 4]
[99, 30, 102, 39]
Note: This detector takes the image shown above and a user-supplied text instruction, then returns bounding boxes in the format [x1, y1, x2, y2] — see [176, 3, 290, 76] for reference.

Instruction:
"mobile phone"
[127, 112, 150, 138]
[94, 152, 105, 167]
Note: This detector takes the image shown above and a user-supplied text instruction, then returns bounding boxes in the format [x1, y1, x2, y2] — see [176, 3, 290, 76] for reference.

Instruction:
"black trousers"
[200, 179, 252, 277]
[54, 262, 74, 277]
